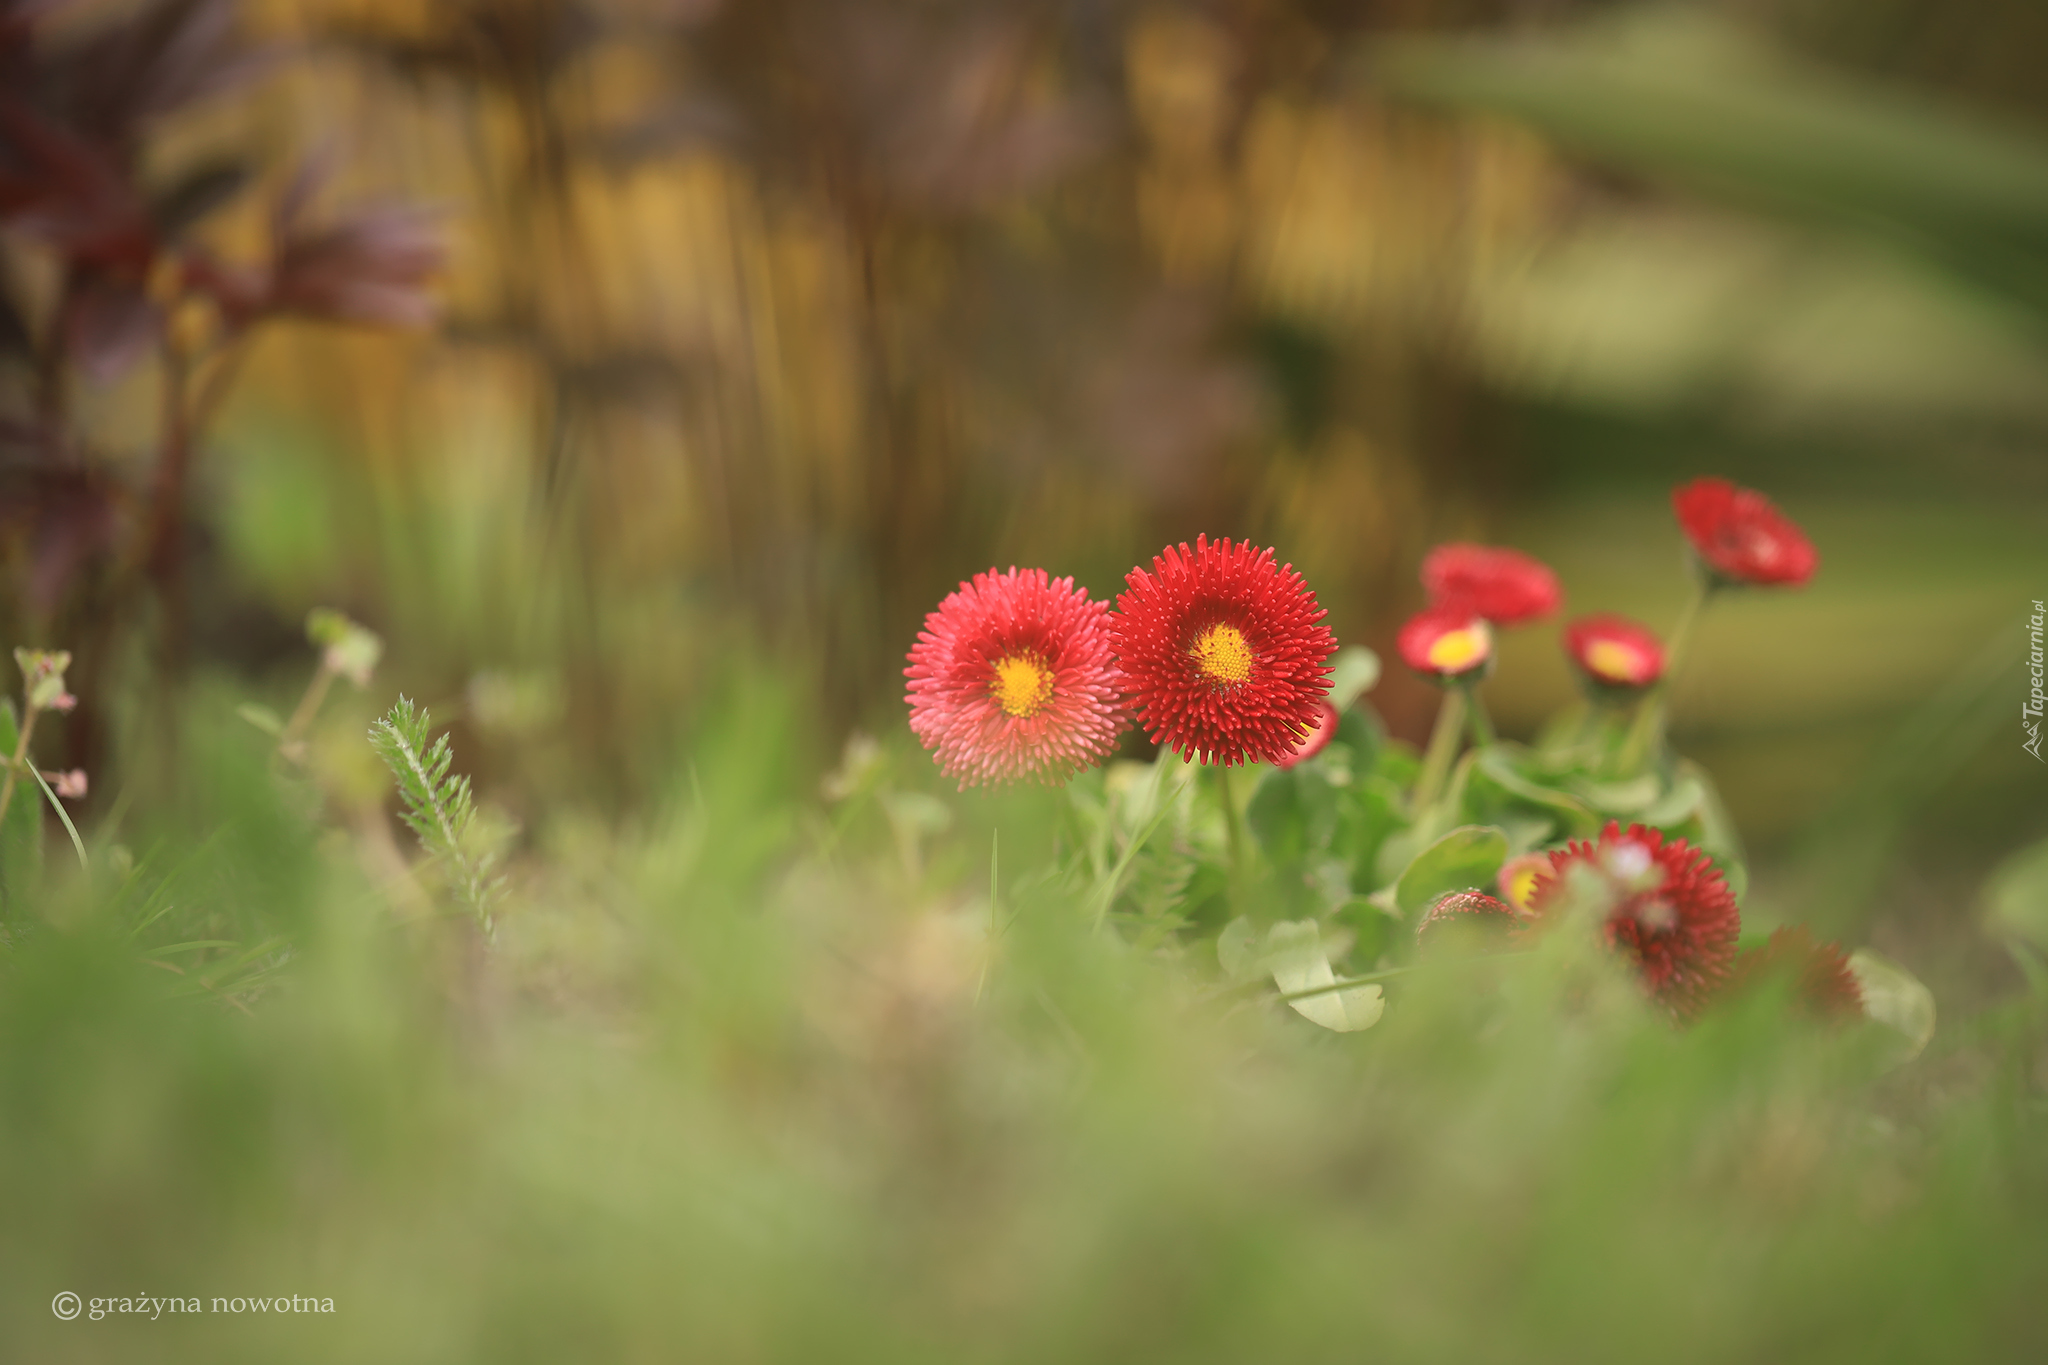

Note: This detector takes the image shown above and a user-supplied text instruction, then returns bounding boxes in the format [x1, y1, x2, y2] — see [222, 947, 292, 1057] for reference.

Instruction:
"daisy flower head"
[905, 567, 1125, 788]
[1397, 605, 1493, 682]
[1527, 821, 1741, 1018]
[1274, 700, 1342, 771]
[1725, 927, 1863, 1020]
[1672, 477, 1818, 588]
[1416, 890, 1517, 953]
[1563, 613, 1665, 691]
[1495, 852, 1552, 916]
[1112, 535, 1337, 767]
[1421, 543, 1562, 626]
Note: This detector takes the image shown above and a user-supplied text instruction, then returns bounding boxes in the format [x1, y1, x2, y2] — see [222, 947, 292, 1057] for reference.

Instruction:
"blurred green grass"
[3, 678, 2045, 1364]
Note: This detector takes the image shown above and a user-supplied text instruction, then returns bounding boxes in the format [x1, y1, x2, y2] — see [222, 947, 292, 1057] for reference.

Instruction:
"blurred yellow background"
[18, 0, 2047, 858]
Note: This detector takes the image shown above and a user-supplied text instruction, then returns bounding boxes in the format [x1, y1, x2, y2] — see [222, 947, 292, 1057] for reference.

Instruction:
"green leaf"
[27, 764, 87, 871]
[1247, 767, 1307, 866]
[1639, 776, 1705, 828]
[1848, 948, 1936, 1066]
[1334, 774, 1409, 894]
[1327, 646, 1381, 712]
[1335, 703, 1386, 777]
[1372, 736, 1422, 789]
[1331, 895, 1401, 969]
[1571, 774, 1662, 815]
[1217, 916, 1262, 981]
[1495, 818, 1555, 856]
[1468, 746, 1600, 838]
[1394, 825, 1510, 919]
[1265, 920, 1385, 1032]
[1248, 763, 1341, 873]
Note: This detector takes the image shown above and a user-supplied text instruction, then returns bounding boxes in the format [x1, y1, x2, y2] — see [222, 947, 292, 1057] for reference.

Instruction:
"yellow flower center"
[1503, 863, 1542, 913]
[1426, 622, 1491, 673]
[1583, 639, 1644, 684]
[991, 653, 1056, 718]
[1189, 623, 1254, 687]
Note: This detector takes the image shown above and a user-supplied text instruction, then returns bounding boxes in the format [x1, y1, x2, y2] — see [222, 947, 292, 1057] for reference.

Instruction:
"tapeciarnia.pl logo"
[2026, 599, 2045, 762]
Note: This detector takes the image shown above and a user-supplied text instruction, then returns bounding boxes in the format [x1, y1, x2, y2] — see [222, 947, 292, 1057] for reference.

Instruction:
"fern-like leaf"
[369, 697, 499, 929]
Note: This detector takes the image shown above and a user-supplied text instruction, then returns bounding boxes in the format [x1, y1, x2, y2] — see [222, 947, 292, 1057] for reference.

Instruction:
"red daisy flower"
[1416, 890, 1517, 951]
[1397, 606, 1493, 681]
[1274, 699, 1341, 770]
[1563, 613, 1665, 689]
[1672, 477, 1818, 587]
[1112, 535, 1336, 766]
[1526, 821, 1741, 1018]
[1422, 543, 1562, 625]
[905, 567, 1125, 788]
[1724, 927, 1863, 1020]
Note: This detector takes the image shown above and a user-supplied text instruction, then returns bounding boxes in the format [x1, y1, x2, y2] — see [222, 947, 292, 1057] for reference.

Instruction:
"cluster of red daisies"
[1419, 822, 1861, 1022]
[1393, 479, 1836, 1019]
[906, 479, 1817, 790]
[905, 476, 1836, 1025]
[1396, 476, 1819, 693]
[905, 536, 1339, 788]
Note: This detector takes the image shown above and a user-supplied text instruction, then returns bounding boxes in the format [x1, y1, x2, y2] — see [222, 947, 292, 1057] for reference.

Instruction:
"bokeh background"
[4, 1, 2047, 1360]
[21, 0, 2039, 929]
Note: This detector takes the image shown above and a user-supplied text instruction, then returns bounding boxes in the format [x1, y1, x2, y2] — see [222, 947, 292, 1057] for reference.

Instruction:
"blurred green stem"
[1414, 688, 1466, 810]
[976, 828, 998, 1004]
[1089, 774, 1189, 933]
[1465, 685, 1497, 748]
[277, 659, 339, 765]
[0, 701, 38, 833]
[1619, 578, 1713, 774]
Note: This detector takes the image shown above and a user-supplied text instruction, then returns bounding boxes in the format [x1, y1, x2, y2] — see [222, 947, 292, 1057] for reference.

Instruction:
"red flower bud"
[1421, 543, 1561, 626]
[1672, 478, 1817, 588]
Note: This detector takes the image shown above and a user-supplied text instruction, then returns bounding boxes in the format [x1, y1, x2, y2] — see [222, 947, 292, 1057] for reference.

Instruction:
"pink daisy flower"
[905, 567, 1125, 788]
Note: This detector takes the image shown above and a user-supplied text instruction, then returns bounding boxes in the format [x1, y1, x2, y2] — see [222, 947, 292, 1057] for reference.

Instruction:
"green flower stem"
[1619, 576, 1714, 774]
[0, 701, 39, 833]
[1218, 764, 1248, 885]
[1465, 683, 1497, 748]
[277, 658, 339, 762]
[1413, 687, 1467, 811]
